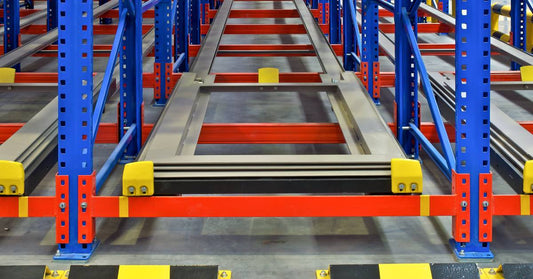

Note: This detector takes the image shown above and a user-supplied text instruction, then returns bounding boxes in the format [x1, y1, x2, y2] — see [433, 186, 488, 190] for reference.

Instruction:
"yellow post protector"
[258, 67, 279, 83]
[521, 66, 533, 82]
[379, 263, 432, 279]
[0, 160, 24, 195]
[524, 160, 533, 194]
[122, 161, 154, 196]
[391, 158, 423, 194]
[0, 68, 15, 83]
[118, 265, 170, 279]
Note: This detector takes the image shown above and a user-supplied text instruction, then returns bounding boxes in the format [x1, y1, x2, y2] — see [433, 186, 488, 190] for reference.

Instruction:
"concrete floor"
[0, 1, 532, 278]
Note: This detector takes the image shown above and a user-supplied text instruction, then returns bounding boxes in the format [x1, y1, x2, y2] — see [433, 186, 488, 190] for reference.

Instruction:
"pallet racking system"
[0, 0, 532, 263]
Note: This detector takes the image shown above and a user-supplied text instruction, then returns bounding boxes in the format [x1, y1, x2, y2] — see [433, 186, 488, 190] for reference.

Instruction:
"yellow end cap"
[391, 158, 423, 194]
[524, 160, 533, 194]
[521, 65, 533, 81]
[258, 67, 279, 83]
[0, 68, 15, 83]
[122, 161, 154, 196]
[0, 160, 24, 195]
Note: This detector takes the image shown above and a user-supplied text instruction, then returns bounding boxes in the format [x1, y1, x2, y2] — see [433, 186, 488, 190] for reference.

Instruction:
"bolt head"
[461, 201, 468, 208]
[10, 185, 17, 193]
[410, 183, 417, 191]
[530, 184, 533, 192]
[80, 202, 88, 209]
[320, 270, 328, 277]
[398, 183, 405, 191]
[0, 185, 4, 193]
[128, 186, 135, 194]
[489, 268, 496, 274]
[482, 201, 489, 208]
[220, 271, 228, 278]
[459, 249, 465, 255]
[140, 186, 148, 194]
[59, 202, 66, 209]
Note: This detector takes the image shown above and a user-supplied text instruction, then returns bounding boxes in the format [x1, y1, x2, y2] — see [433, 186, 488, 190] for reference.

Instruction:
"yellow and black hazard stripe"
[0, 265, 228, 279]
[322, 263, 480, 279]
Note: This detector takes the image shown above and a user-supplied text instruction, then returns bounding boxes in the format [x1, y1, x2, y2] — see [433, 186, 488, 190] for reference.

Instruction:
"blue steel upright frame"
[511, 0, 527, 69]
[47, 0, 58, 31]
[361, 0, 380, 103]
[328, 0, 341, 44]
[175, 0, 190, 72]
[154, 0, 173, 105]
[3, 0, 20, 70]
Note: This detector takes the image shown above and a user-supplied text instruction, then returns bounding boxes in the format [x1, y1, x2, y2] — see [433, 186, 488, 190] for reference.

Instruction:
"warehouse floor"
[0, 1, 532, 278]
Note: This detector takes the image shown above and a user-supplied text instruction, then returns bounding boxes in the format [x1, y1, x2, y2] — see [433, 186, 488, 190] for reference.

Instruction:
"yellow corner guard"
[524, 160, 533, 194]
[391, 158, 423, 194]
[521, 66, 533, 82]
[0, 160, 24, 195]
[122, 161, 154, 196]
[0, 68, 16, 83]
[258, 67, 279, 83]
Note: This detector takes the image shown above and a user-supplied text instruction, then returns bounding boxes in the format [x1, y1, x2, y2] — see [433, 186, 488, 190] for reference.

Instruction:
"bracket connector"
[0, 160, 24, 195]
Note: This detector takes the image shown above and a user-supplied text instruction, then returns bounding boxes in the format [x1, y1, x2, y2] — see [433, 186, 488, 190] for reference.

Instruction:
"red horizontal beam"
[213, 72, 323, 83]
[380, 23, 454, 33]
[230, 9, 300, 18]
[92, 195, 456, 218]
[187, 44, 344, 57]
[494, 195, 533, 215]
[0, 9, 41, 17]
[0, 197, 56, 217]
[19, 24, 152, 35]
[99, 10, 155, 18]
[201, 24, 329, 35]
[199, 123, 345, 144]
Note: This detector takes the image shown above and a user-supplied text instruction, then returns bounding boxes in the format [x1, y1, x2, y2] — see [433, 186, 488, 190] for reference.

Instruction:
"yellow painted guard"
[521, 195, 531, 216]
[118, 265, 170, 279]
[218, 270, 232, 279]
[0, 160, 24, 195]
[122, 161, 154, 196]
[315, 270, 330, 279]
[0, 68, 15, 83]
[391, 158, 423, 194]
[19, 197, 28, 218]
[521, 66, 533, 82]
[479, 266, 504, 279]
[379, 264, 432, 279]
[119, 196, 129, 217]
[420, 195, 430, 216]
[258, 67, 279, 83]
[524, 160, 533, 193]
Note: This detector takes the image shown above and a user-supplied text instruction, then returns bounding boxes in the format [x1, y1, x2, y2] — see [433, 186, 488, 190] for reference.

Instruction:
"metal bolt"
[4, 227, 9, 231]
[398, 183, 405, 191]
[489, 268, 496, 274]
[128, 186, 135, 194]
[0, 185, 4, 193]
[482, 201, 489, 208]
[461, 201, 468, 208]
[55, 250, 61, 256]
[410, 183, 417, 191]
[331, 79, 338, 83]
[531, 184, 533, 192]
[220, 271, 228, 278]
[140, 186, 148, 194]
[80, 202, 88, 209]
[459, 249, 465, 255]
[52, 270, 59, 277]
[10, 185, 17, 193]
[59, 202, 66, 209]
[320, 270, 328, 277]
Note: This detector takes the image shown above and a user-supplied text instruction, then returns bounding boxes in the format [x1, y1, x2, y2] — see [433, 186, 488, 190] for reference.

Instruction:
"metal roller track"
[0, 0, 119, 68]
[0, 29, 155, 195]
[138, 0, 406, 195]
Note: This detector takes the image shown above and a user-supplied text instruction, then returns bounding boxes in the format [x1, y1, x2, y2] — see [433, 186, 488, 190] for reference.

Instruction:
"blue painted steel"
[311, 0, 318, 10]
[401, 9, 455, 173]
[93, 10, 127, 139]
[201, 0, 209, 25]
[175, 0, 190, 72]
[342, 0, 358, 71]
[375, 0, 394, 13]
[95, 124, 136, 193]
[173, 53, 186, 72]
[409, 123, 451, 179]
[439, 0, 449, 15]
[142, 0, 162, 13]
[24, 0, 33, 9]
[408, 0, 422, 15]
[361, 0, 380, 103]
[329, 0, 341, 44]
[452, 0, 493, 259]
[47, 0, 58, 31]
[350, 52, 361, 65]
[394, 0, 418, 159]
[3, 0, 20, 71]
[154, 0, 173, 105]
[54, 0, 97, 260]
[119, 0, 143, 162]
[317, 0, 327, 23]
[99, 0, 112, 24]
[348, 0, 362, 59]
[191, 0, 201, 44]
[527, 0, 533, 13]
[511, 0, 527, 69]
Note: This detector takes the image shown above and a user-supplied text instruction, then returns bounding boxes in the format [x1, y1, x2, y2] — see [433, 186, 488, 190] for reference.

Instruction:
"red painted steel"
[78, 173, 96, 244]
[479, 173, 493, 242]
[380, 23, 454, 33]
[19, 24, 153, 35]
[452, 171, 471, 242]
[56, 175, 70, 243]
[229, 9, 300, 18]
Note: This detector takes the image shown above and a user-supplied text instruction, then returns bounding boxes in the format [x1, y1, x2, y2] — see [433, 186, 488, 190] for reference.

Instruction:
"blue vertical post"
[191, 0, 201, 44]
[439, 0, 449, 15]
[175, 0, 190, 72]
[361, 0, 380, 103]
[452, 0, 493, 259]
[329, 0, 341, 44]
[99, 0, 112, 24]
[47, 0, 58, 31]
[342, 0, 356, 71]
[394, 0, 419, 158]
[3, 0, 20, 71]
[318, 0, 327, 24]
[511, 0, 527, 70]
[201, 0, 209, 25]
[154, 0, 173, 105]
[120, 0, 143, 161]
[311, 0, 318, 10]
[24, 0, 33, 9]
[54, 0, 97, 260]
